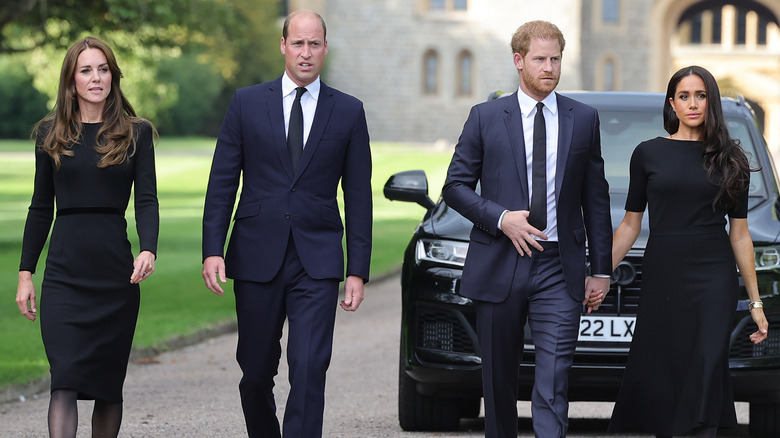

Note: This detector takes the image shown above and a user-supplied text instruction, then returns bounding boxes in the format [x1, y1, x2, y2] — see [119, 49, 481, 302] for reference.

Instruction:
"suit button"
[291, 187, 296, 192]
[285, 213, 291, 219]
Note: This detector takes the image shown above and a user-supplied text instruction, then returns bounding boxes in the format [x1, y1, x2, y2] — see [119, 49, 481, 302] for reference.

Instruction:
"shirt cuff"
[592, 274, 610, 278]
[498, 210, 508, 230]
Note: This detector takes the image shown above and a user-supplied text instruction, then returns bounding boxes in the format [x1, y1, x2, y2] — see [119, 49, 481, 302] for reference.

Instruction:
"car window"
[726, 117, 764, 202]
[599, 110, 766, 208]
[599, 110, 666, 193]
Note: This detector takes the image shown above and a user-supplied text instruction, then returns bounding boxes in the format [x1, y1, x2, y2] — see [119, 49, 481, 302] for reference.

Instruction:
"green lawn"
[0, 138, 453, 388]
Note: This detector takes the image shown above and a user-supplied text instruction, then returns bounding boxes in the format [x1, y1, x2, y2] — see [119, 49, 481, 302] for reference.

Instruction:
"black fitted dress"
[19, 121, 158, 403]
[608, 137, 746, 435]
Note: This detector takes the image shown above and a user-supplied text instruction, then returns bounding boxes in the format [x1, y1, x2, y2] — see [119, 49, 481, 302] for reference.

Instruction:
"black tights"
[655, 425, 718, 438]
[48, 389, 123, 438]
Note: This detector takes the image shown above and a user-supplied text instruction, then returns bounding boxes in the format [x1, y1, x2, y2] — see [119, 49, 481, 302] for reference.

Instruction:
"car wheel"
[458, 396, 481, 419]
[398, 348, 461, 431]
[749, 402, 780, 438]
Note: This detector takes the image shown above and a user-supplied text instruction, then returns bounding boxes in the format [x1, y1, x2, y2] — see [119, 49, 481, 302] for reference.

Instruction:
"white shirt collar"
[282, 73, 321, 101]
[516, 89, 558, 119]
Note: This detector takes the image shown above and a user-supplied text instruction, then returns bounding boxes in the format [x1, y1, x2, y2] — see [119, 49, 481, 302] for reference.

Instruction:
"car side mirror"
[383, 170, 436, 210]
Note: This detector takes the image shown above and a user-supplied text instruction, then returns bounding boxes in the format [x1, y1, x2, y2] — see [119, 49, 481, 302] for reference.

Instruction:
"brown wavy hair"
[33, 36, 154, 168]
[663, 65, 755, 211]
[511, 20, 566, 56]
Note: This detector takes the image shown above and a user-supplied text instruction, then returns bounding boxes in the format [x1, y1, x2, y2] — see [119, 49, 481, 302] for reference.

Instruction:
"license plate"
[578, 315, 635, 342]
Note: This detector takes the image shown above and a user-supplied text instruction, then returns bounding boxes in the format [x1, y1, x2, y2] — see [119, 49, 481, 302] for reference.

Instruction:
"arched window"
[597, 56, 619, 91]
[678, 3, 778, 47]
[456, 50, 473, 96]
[423, 50, 439, 95]
[603, 59, 616, 91]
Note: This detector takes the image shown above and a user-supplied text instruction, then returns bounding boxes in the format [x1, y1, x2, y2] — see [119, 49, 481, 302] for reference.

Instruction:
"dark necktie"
[287, 86, 307, 168]
[527, 101, 547, 230]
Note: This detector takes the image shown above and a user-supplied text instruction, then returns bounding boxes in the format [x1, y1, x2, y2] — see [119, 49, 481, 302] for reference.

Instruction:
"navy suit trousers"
[233, 237, 339, 438]
[476, 244, 581, 438]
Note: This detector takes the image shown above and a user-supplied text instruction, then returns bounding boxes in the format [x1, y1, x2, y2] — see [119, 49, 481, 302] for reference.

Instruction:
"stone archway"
[649, 0, 780, 153]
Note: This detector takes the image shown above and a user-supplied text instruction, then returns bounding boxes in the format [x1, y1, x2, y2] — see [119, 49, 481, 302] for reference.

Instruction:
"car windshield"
[600, 110, 765, 209]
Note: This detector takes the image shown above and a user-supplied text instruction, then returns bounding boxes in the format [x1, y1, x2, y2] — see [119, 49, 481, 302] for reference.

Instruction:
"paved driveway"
[0, 274, 751, 437]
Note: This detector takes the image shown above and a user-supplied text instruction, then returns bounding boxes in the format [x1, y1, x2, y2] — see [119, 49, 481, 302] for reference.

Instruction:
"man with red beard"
[442, 20, 612, 437]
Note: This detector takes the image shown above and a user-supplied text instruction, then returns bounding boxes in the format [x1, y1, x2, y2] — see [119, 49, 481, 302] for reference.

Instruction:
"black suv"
[384, 92, 780, 437]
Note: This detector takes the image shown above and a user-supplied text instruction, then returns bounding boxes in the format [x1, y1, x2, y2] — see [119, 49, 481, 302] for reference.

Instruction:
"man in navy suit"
[201, 9, 371, 438]
[442, 21, 612, 437]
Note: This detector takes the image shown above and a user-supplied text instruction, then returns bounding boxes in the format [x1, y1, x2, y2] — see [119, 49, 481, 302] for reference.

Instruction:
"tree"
[1, 0, 286, 136]
[0, 55, 48, 138]
[1, 0, 223, 53]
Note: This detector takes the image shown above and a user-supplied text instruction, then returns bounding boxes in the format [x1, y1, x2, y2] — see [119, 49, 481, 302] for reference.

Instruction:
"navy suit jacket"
[442, 92, 612, 303]
[202, 76, 372, 283]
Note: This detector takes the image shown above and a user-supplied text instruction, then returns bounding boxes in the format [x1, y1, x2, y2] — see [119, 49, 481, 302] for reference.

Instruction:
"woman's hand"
[130, 250, 156, 284]
[749, 308, 769, 344]
[16, 271, 37, 321]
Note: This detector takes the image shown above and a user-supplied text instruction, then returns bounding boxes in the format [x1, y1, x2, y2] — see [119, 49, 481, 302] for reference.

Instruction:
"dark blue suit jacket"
[202, 77, 372, 283]
[442, 92, 612, 303]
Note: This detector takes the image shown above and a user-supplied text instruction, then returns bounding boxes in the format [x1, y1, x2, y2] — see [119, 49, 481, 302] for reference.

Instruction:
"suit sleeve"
[341, 104, 373, 282]
[442, 105, 506, 236]
[581, 110, 613, 276]
[202, 91, 244, 261]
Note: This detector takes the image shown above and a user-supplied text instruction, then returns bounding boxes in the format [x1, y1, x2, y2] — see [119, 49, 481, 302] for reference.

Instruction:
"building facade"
[290, 0, 780, 153]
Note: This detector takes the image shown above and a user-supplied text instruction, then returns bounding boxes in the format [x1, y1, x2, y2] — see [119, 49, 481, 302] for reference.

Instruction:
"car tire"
[458, 396, 481, 419]
[398, 348, 461, 431]
[749, 402, 780, 438]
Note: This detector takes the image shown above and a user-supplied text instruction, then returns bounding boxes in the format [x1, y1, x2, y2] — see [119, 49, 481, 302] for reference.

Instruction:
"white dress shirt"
[517, 89, 559, 242]
[282, 73, 320, 147]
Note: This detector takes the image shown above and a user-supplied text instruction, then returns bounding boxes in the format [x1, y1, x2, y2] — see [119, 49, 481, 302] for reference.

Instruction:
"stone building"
[289, 0, 780, 153]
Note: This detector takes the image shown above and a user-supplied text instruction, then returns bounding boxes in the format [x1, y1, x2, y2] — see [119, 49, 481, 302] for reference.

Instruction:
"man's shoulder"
[321, 82, 364, 108]
[234, 77, 282, 98]
[471, 92, 516, 114]
[556, 92, 597, 115]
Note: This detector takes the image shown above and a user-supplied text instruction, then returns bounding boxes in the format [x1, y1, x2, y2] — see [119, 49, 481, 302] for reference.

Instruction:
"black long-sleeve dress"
[608, 137, 746, 435]
[19, 121, 158, 403]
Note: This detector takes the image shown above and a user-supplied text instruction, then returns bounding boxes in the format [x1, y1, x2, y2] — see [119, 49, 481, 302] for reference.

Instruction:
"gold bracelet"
[748, 300, 764, 310]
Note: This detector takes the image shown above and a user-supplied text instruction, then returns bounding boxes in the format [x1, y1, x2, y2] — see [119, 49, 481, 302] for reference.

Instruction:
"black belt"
[57, 207, 124, 217]
[537, 240, 559, 250]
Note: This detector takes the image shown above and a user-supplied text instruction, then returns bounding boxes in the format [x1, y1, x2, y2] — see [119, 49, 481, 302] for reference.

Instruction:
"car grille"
[729, 315, 780, 359]
[595, 256, 643, 315]
[416, 305, 477, 354]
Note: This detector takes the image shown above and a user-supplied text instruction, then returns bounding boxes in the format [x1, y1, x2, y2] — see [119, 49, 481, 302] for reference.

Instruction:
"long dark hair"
[33, 36, 154, 169]
[663, 65, 754, 211]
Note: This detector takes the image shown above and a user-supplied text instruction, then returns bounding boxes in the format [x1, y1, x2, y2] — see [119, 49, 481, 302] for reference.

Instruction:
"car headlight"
[754, 246, 780, 271]
[415, 239, 468, 266]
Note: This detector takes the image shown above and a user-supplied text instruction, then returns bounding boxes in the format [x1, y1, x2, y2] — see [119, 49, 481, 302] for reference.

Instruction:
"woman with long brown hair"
[608, 65, 768, 437]
[15, 36, 158, 438]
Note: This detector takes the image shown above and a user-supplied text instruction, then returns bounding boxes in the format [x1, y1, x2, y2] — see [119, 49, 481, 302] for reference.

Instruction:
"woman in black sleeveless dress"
[607, 66, 768, 437]
[15, 37, 158, 438]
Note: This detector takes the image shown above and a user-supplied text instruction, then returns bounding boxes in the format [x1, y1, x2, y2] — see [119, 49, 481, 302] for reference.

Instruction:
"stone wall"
[298, 0, 585, 143]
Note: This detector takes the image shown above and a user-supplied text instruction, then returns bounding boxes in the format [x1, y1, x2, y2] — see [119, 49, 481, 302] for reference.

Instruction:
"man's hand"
[584, 276, 610, 314]
[202, 256, 227, 296]
[340, 275, 364, 311]
[500, 210, 547, 256]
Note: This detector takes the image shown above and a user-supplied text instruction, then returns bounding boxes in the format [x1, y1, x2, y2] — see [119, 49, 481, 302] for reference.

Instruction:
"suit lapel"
[555, 93, 574, 203]
[294, 82, 335, 182]
[503, 94, 530, 207]
[266, 78, 295, 179]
